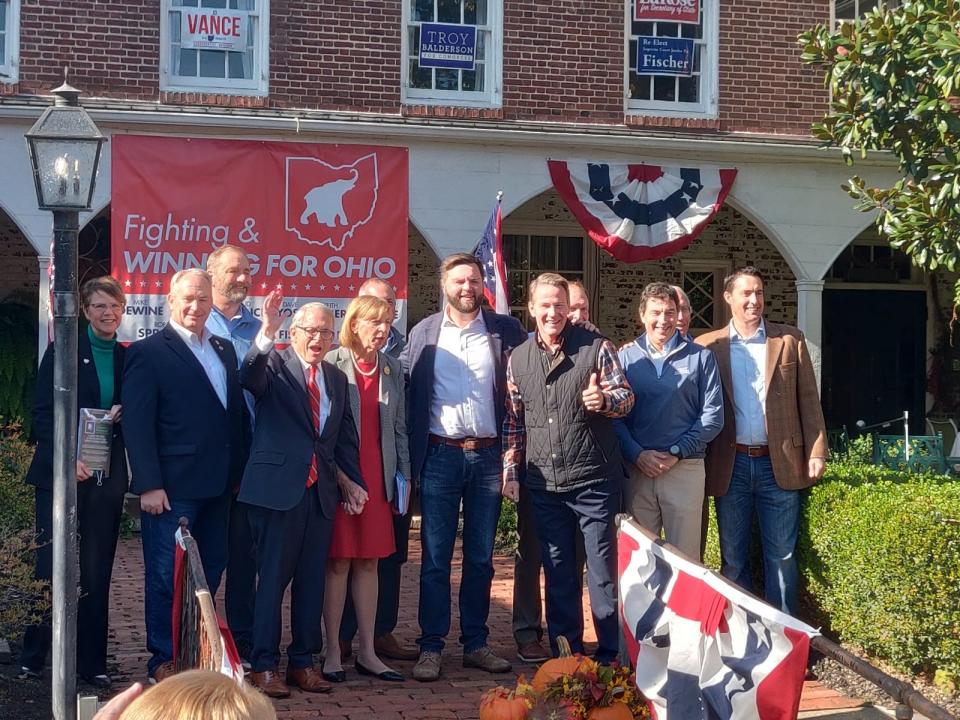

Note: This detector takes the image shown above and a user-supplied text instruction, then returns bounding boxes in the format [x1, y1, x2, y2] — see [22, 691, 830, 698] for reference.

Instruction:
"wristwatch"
[669, 444, 682, 459]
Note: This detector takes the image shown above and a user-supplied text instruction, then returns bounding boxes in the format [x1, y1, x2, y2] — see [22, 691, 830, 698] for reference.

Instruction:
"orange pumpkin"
[587, 703, 635, 720]
[479, 686, 529, 720]
[531, 636, 586, 692]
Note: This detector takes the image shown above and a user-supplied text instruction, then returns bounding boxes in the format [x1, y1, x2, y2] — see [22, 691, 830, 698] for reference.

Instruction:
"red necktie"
[306, 365, 322, 488]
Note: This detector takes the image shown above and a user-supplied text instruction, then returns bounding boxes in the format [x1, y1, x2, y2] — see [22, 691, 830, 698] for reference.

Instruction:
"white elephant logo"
[299, 169, 359, 228]
[284, 154, 379, 250]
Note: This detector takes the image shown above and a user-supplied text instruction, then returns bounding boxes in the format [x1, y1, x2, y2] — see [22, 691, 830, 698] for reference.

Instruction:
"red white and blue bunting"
[548, 160, 737, 263]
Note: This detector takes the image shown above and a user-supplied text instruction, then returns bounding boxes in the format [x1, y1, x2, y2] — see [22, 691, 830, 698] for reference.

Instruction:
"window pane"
[504, 235, 526, 267]
[199, 49, 227, 77]
[0, 2, 6, 33]
[179, 0, 200, 7]
[179, 48, 198, 76]
[529, 236, 555, 271]
[202, 0, 227, 7]
[409, 59, 432, 88]
[835, 0, 856, 18]
[633, 20, 654, 35]
[412, 0, 434, 21]
[508, 272, 526, 304]
[438, 0, 461, 22]
[558, 237, 583, 271]
[462, 68, 477, 90]
[630, 72, 651, 100]
[228, 50, 251, 78]
[678, 76, 698, 102]
[653, 75, 676, 101]
[409, 25, 420, 57]
[435, 68, 459, 90]
[476, 30, 485, 61]
[657, 22, 679, 37]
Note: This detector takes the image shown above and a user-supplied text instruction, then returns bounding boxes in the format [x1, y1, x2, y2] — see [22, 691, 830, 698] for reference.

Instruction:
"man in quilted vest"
[502, 273, 634, 662]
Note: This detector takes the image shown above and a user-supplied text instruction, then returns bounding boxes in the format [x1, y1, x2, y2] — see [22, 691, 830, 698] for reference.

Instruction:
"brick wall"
[505, 190, 797, 347]
[8, 1, 828, 136]
[406, 224, 440, 328]
[502, 0, 623, 124]
[0, 212, 39, 302]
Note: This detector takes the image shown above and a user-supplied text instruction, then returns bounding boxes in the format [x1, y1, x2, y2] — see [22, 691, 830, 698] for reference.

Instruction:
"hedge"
[799, 458, 960, 682]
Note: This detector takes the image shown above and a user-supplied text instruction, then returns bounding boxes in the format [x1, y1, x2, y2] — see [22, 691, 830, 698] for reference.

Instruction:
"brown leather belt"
[735, 443, 769, 457]
[429, 434, 497, 451]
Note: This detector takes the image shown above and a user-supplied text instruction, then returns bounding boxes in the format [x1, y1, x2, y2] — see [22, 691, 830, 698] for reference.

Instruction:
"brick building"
[0, 0, 950, 433]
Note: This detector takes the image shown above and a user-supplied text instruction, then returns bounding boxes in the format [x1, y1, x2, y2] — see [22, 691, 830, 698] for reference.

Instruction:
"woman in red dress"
[322, 296, 411, 682]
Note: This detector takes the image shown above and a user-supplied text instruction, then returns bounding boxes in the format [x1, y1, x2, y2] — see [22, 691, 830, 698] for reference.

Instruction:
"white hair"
[291, 302, 334, 328]
[169, 268, 211, 293]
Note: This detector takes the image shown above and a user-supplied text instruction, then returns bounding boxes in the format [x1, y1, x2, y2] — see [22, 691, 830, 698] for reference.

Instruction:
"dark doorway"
[822, 289, 927, 434]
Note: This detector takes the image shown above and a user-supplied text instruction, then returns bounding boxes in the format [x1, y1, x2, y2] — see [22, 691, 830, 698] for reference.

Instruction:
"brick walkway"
[105, 533, 864, 719]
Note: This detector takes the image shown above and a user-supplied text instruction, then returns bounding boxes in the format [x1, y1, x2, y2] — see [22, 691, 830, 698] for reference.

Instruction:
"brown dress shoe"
[150, 661, 177, 685]
[249, 669, 291, 699]
[374, 633, 419, 661]
[285, 665, 332, 693]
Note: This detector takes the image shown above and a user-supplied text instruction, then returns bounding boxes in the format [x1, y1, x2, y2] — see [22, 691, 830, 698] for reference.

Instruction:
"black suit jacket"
[401, 308, 527, 480]
[237, 346, 364, 518]
[122, 324, 248, 500]
[26, 332, 127, 490]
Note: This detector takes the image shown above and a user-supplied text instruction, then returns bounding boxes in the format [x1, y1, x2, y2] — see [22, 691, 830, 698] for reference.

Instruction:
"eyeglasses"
[295, 325, 335, 340]
[89, 303, 124, 313]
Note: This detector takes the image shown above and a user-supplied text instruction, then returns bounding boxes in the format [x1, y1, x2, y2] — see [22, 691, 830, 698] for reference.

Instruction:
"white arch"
[724, 192, 804, 280]
[816, 212, 879, 279]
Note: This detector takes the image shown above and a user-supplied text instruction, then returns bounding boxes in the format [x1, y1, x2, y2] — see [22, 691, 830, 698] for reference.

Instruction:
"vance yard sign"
[180, 9, 248, 52]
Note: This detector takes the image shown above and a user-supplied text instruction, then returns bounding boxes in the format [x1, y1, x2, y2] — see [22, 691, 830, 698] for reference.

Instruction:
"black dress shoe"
[80, 673, 112, 689]
[322, 669, 346, 683]
[355, 659, 405, 682]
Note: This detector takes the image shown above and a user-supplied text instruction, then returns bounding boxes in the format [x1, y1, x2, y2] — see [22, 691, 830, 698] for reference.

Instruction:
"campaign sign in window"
[636, 36, 694, 76]
[418, 22, 476, 70]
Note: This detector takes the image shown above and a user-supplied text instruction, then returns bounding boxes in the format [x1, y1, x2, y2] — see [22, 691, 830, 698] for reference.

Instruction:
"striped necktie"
[306, 365, 323, 488]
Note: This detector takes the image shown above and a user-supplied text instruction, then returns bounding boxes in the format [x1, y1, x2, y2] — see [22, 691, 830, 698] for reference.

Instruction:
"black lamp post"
[25, 79, 106, 720]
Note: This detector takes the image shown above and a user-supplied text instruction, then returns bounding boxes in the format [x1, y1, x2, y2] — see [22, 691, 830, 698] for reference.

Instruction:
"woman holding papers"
[20, 276, 129, 688]
[323, 295, 411, 683]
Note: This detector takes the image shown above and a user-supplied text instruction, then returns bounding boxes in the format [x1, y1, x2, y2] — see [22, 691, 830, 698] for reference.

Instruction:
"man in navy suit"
[402, 253, 527, 682]
[239, 294, 365, 698]
[122, 268, 248, 682]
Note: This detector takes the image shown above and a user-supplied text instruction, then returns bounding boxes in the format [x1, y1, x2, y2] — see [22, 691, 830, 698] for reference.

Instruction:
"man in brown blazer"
[696, 266, 827, 615]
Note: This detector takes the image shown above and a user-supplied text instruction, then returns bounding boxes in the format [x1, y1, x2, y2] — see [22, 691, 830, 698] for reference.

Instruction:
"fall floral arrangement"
[479, 637, 650, 720]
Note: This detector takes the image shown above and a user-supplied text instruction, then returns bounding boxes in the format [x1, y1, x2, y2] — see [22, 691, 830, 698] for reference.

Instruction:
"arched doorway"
[502, 190, 797, 344]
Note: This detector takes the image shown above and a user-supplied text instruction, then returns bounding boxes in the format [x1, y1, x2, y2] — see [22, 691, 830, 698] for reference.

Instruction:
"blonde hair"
[528, 272, 569, 302]
[118, 670, 276, 720]
[339, 296, 391, 353]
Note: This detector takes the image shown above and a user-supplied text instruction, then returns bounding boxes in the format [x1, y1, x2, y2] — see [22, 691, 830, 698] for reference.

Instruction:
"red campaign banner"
[634, 0, 700, 24]
[111, 135, 408, 343]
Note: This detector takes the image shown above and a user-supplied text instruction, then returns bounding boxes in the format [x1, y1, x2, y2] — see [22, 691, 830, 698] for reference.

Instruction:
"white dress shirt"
[168, 319, 228, 408]
[429, 309, 497, 439]
[254, 332, 330, 432]
[729, 319, 768, 445]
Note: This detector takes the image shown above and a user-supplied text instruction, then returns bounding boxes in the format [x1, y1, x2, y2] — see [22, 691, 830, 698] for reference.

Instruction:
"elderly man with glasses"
[238, 294, 366, 698]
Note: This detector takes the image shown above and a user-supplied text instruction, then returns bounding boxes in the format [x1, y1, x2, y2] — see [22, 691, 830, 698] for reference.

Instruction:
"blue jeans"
[714, 453, 800, 615]
[417, 442, 502, 653]
[140, 494, 230, 675]
[529, 479, 620, 663]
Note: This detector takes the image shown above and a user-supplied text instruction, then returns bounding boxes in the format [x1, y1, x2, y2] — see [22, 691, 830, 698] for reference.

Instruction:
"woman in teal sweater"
[21, 276, 129, 688]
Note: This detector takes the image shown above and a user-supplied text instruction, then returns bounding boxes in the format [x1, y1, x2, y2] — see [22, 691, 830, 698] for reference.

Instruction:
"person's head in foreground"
[119, 670, 276, 720]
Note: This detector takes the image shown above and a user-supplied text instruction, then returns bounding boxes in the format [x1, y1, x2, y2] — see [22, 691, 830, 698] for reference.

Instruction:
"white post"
[795, 279, 825, 390]
[37, 254, 52, 364]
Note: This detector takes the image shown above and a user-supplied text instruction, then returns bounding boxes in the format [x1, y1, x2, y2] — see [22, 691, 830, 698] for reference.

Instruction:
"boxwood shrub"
[798, 459, 960, 681]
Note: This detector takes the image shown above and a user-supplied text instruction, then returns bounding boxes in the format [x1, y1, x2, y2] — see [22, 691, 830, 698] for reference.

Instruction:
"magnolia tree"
[800, 0, 960, 302]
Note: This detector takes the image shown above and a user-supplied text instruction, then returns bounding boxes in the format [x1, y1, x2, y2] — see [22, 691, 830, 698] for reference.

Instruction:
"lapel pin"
[383, 364, 391, 376]
[82, 358, 90, 364]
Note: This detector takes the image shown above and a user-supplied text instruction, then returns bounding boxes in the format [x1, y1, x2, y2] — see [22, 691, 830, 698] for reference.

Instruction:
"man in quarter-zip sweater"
[614, 283, 723, 560]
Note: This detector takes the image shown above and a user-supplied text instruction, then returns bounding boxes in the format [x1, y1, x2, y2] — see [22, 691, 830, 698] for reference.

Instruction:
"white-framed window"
[625, 0, 718, 118]
[681, 262, 729, 334]
[0, 0, 21, 84]
[160, 0, 269, 95]
[833, 0, 899, 27]
[503, 229, 599, 330]
[402, 0, 502, 108]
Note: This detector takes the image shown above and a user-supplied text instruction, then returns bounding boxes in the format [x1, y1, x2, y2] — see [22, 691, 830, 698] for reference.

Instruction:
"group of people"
[20, 247, 827, 701]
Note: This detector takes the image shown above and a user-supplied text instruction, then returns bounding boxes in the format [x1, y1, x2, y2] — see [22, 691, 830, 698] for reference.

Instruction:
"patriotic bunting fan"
[549, 160, 737, 263]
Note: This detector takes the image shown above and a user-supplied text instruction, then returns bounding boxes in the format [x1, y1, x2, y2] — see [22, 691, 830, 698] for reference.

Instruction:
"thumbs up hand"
[581, 371, 605, 412]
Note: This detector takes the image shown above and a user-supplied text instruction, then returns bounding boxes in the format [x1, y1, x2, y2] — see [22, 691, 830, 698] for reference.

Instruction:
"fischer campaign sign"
[180, 9, 248, 52]
[418, 22, 477, 70]
[634, 0, 700, 23]
[636, 36, 694, 76]
[111, 136, 408, 343]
